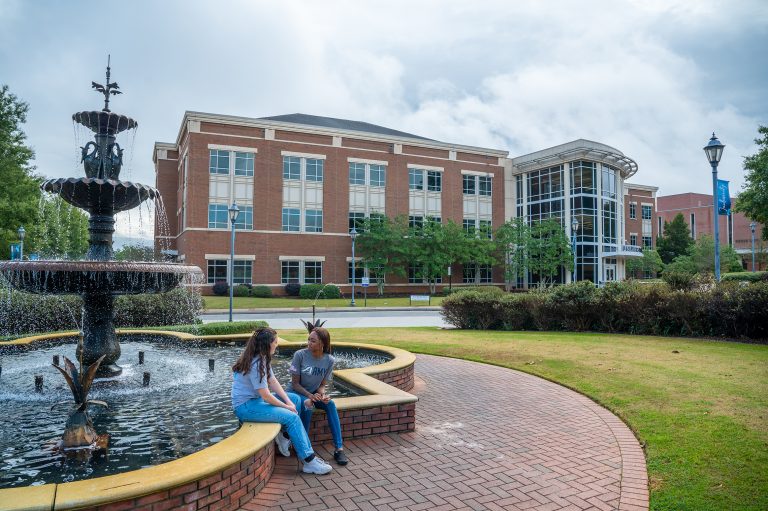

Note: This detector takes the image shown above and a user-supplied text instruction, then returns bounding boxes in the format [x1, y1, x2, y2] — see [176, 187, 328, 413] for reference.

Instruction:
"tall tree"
[734, 125, 768, 239]
[407, 219, 453, 294]
[626, 249, 664, 279]
[656, 213, 693, 264]
[355, 215, 410, 295]
[687, 235, 743, 274]
[0, 85, 40, 258]
[494, 218, 530, 289]
[527, 218, 573, 287]
[32, 195, 89, 259]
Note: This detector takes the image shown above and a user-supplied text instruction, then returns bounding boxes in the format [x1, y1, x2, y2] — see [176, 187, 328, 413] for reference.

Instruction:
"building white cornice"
[510, 139, 638, 179]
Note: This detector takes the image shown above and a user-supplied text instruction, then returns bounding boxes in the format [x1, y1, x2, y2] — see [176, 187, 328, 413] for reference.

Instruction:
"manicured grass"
[202, 295, 444, 309]
[278, 327, 768, 511]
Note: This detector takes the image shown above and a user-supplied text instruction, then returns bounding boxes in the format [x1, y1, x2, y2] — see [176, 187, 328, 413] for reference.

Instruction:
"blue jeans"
[234, 392, 314, 460]
[300, 398, 343, 450]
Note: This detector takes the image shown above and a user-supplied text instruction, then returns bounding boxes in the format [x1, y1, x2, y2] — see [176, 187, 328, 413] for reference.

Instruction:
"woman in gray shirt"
[289, 327, 348, 465]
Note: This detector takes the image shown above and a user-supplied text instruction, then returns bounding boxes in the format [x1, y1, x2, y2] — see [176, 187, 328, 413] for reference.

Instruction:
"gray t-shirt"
[288, 349, 335, 394]
[231, 357, 273, 409]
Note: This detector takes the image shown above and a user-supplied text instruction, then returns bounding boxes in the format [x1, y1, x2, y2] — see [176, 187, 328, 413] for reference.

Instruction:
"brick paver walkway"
[243, 355, 648, 511]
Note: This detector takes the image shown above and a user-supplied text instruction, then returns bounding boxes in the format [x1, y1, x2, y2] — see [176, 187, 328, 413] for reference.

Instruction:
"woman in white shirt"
[231, 327, 331, 474]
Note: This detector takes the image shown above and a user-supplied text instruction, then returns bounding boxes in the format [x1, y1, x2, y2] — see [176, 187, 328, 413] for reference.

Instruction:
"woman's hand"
[284, 402, 297, 414]
[314, 392, 331, 404]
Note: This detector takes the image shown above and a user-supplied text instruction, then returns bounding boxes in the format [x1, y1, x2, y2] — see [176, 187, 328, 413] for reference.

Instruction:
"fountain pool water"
[0, 333, 391, 488]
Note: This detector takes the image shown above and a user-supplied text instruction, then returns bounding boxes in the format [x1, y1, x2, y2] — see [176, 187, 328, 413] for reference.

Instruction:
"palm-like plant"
[300, 318, 326, 334]
[52, 353, 108, 448]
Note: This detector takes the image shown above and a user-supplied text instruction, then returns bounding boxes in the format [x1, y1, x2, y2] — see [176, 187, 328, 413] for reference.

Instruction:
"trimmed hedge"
[251, 285, 272, 298]
[233, 284, 251, 297]
[284, 283, 301, 296]
[722, 271, 768, 282]
[147, 320, 268, 336]
[441, 280, 768, 341]
[299, 284, 341, 300]
[0, 288, 204, 337]
[212, 280, 229, 296]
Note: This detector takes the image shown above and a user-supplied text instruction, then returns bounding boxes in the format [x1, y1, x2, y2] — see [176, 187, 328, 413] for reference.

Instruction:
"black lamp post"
[228, 202, 240, 322]
[571, 216, 579, 282]
[751, 221, 757, 272]
[350, 227, 358, 307]
[17, 226, 25, 260]
[703, 133, 725, 281]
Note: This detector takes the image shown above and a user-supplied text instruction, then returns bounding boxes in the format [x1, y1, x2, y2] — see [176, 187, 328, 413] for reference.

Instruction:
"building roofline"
[160, 111, 508, 158]
[510, 139, 638, 179]
[624, 182, 659, 193]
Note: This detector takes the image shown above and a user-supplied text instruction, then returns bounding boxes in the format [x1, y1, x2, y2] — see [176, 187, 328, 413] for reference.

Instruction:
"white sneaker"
[302, 456, 333, 475]
[275, 432, 291, 457]
[314, 455, 331, 467]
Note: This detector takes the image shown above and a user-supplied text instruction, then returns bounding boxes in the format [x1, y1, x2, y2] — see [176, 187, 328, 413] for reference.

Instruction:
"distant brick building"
[657, 192, 765, 271]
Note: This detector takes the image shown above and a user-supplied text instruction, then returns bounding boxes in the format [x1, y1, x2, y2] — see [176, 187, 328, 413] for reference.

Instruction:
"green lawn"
[278, 327, 768, 511]
[203, 295, 444, 309]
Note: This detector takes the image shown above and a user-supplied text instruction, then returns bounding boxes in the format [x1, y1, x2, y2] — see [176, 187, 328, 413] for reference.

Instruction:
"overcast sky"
[1, 0, 766, 243]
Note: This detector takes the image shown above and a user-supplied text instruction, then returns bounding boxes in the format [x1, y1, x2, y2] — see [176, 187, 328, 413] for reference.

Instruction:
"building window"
[479, 220, 492, 238]
[207, 260, 228, 284]
[642, 236, 652, 248]
[479, 176, 492, 196]
[234, 152, 254, 176]
[305, 158, 324, 182]
[208, 204, 229, 229]
[409, 168, 424, 190]
[233, 260, 252, 284]
[690, 213, 696, 239]
[463, 263, 493, 284]
[463, 219, 476, 234]
[282, 208, 300, 231]
[409, 216, 423, 229]
[282, 156, 301, 180]
[463, 174, 476, 195]
[349, 162, 366, 185]
[370, 164, 386, 187]
[629, 203, 636, 219]
[349, 212, 365, 232]
[281, 261, 300, 284]
[305, 210, 323, 232]
[234, 205, 253, 230]
[304, 261, 322, 284]
[570, 161, 596, 195]
[427, 170, 442, 192]
[630, 234, 637, 246]
[209, 150, 230, 175]
[407, 264, 441, 284]
[642, 205, 652, 220]
[348, 262, 364, 284]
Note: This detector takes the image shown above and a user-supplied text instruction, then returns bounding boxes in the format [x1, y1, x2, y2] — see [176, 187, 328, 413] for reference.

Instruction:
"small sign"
[361, 277, 370, 287]
[9, 243, 20, 260]
[410, 294, 431, 305]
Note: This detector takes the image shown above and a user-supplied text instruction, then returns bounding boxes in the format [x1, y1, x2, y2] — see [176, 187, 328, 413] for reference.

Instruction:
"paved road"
[201, 309, 450, 329]
[244, 354, 649, 510]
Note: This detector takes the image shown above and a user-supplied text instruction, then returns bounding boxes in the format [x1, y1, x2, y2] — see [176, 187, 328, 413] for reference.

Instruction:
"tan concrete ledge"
[0, 332, 417, 511]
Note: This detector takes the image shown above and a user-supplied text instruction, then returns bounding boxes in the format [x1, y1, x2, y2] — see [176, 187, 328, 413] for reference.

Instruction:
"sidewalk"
[202, 306, 442, 314]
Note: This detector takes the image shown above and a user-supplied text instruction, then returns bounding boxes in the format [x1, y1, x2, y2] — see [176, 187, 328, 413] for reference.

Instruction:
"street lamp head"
[571, 216, 579, 232]
[350, 227, 358, 240]
[751, 221, 757, 233]
[703, 132, 725, 166]
[228, 202, 240, 224]
[17, 225, 25, 241]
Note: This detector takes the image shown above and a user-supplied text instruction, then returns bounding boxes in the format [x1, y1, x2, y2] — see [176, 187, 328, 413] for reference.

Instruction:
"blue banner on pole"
[10, 243, 20, 260]
[716, 179, 731, 215]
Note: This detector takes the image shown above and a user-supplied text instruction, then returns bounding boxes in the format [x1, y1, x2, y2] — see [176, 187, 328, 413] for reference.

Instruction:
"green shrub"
[497, 293, 537, 330]
[722, 271, 768, 282]
[299, 284, 341, 300]
[114, 288, 203, 328]
[663, 271, 695, 291]
[233, 284, 251, 297]
[545, 282, 598, 331]
[212, 280, 229, 296]
[251, 285, 272, 298]
[147, 320, 268, 336]
[443, 286, 503, 296]
[284, 283, 301, 296]
[441, 290, 503, 329]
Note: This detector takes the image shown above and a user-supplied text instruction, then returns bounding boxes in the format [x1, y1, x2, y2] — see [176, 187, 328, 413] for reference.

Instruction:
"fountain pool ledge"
[0, 331, 417, 511]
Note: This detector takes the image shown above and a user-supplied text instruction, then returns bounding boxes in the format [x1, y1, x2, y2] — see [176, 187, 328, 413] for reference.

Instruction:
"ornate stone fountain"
[0, 62, 201, 376]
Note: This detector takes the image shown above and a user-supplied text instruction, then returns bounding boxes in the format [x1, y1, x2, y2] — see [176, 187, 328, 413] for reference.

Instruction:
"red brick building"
[657, 192, 765, 271]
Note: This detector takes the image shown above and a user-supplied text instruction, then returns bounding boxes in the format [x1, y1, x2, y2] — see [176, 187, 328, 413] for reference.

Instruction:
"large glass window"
[208, 204, 228, 229]
[207, 260, 227, 283]
[642, 205, 652, 220]
[305, 158, 324, 182]
[409, 168, 424, 190]
[281, 261, 300, 284]
[349, 212, 365, 232]
[479, 220, 493, 239]
[304, 261, 322, 284]
[570, 161, 596, 195]
[527, 165, 563, 202]
[427, 171, 442, 192]
[370, 164, 386, 187]
[479, 176, 492, 196]
[629, 203, 636, 219]
[630, 234, 638, 246]
[463, 218, 476, 234]
[282, 208, 300, 231]
[601, 166, 617, 199]
[305, 210, 323, 232]
[643, 236, 653, 248]
[349, 162, 366, 185]
[602, 200, 617, 245]
[233, 260, 252, 284]
[209, 150, 230, 175]
[348, 262, 365, 284]
[234, 205, 253, 230]
[463, 175, 476, 195]
[409, 216, 423, 229]
[282, 156, 301, 180]
[234, 152, 254, 176]
[463, 263, 492, 284]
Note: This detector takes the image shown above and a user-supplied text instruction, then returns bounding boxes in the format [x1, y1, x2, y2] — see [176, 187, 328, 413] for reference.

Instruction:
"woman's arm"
[291, 374, 319, 401]
[268, 375, 297, 413]
[315, 380, 331, 403]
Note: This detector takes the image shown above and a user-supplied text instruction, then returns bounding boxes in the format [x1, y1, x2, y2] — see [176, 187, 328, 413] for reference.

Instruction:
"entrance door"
[604, 265, 616, 282]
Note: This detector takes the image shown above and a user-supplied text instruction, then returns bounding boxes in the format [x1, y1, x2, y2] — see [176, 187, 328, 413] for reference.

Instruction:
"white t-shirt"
[231, 357, 273, 409]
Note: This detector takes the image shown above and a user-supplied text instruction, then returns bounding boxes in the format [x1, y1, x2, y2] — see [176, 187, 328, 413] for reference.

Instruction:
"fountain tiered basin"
[41, 178, 160, 213]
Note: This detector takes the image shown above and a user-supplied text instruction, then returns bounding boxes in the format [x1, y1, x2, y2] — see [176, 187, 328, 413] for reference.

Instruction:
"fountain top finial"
[91, 55, 122, 113]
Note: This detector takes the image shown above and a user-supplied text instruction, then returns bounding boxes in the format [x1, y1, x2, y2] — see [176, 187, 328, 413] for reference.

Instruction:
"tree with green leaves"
[31, 195, 89, 259]
[114, 242, 156, 262]
[527, 218, 573, 287]
[734, 125, 768, 239]
[0, 85, 40, 259]
[625, 249, 664, 279]
[407, 219, 454, 293]
[656, 213, 694, 264]
[355, 215, 411, 295]
[494, 218, 530, 289]
[687, 234, 743, 274]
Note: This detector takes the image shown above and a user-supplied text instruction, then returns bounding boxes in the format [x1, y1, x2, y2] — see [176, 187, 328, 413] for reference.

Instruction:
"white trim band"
[207, 144, 259, 153]
[204, 254, 256, 260]
[348, 157, 389, 166]
[407, 163, 444, 172]
[278, 255, 326, 262]
[281, 150, 326, 160]
[461, 170, 493, 177]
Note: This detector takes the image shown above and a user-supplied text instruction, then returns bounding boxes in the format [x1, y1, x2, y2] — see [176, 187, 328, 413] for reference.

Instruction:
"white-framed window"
[234, 152, 254, 177]
[281, 261, 300, 283]
[207, 259, 228, 283]
[427, 171, 442, 192]
[630, 234, 638, 246]
[479, 220, 492, 239]
[305, 210, 323, 233]
[305, 158, 324, 182]
[208, 204, 229, 229]
[283, 156, 301, 180]
[370, 164, 386, 187]
[463, 263, 492, 284]
[282, 208, 300, 231]
[642, 205, 652, 220]
[463, 174, 476, 195]
[409, 168, 424, 190]
[234, 205, 253, 230]
[348, 262, 365, 284]
[349, 162, 366, 185]
[408, 264, 442, 284]
[304, 261, 322, 284]
[280, 260, 323, 284]
[642, 236, 653, 248]
[233, 260, 252, 284]
[209, 150, 230, 175]
[478, 176, 492, 196]
[629, 203, 636, 219]
[409, 216, 423, 229]
[463, 218, 476, 234]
